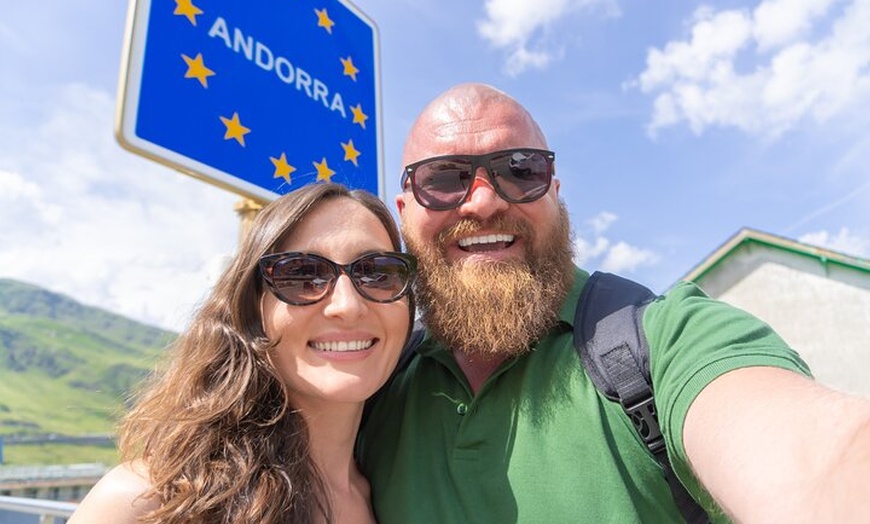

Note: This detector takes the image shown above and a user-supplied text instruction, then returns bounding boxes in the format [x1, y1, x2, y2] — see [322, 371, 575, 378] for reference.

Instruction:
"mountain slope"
[0, 278, 176, 437]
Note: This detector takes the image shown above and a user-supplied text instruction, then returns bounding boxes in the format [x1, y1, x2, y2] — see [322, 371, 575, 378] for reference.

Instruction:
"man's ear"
[395, 192, 406, 215]
[553, 177, 560, 195]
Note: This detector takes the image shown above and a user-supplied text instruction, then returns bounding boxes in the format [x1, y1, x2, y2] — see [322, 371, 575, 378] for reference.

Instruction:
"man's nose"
[457, 168, 509, 219]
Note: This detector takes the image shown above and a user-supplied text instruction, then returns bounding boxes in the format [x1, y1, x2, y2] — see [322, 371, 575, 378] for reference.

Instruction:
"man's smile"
[457, 234, 516, 252]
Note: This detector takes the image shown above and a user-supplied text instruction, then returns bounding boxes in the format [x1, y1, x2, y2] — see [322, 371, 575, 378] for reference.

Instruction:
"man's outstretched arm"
[684, 366, 870, 523]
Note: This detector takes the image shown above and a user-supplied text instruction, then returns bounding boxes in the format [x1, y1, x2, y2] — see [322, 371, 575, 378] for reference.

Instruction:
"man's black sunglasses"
[259, 251, 416, 306]
[402, 148, 555, 211]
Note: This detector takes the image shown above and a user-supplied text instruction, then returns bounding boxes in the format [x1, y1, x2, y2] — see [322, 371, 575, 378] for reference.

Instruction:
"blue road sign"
[117, 0, 383, 201]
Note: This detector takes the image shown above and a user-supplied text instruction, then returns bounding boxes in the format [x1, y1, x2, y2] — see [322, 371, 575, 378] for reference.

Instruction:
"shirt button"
[456, 403, 468, 415]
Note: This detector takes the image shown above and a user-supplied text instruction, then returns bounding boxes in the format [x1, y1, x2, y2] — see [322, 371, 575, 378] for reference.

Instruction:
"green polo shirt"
[358, 268, 810, 523]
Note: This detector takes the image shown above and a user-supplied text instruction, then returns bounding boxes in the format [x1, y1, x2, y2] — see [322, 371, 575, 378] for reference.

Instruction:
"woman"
[69, 183, 416, 524]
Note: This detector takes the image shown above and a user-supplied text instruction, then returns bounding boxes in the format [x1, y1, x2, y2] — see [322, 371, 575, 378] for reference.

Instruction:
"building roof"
[681, 227, 870, 283]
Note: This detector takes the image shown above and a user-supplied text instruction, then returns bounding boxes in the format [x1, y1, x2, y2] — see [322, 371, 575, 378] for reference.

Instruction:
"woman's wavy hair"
[118, 183, 408, 524]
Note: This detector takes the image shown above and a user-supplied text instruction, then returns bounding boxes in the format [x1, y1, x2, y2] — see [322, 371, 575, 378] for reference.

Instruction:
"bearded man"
[357, 83, 870, 524]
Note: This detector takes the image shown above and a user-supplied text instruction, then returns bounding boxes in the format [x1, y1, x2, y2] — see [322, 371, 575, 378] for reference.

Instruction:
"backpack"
[392, 271, 710, 523]
[575, 272, 709, 523]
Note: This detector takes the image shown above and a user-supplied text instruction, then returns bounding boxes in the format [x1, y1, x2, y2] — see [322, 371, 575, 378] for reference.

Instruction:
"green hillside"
[0, 278, 176, 463]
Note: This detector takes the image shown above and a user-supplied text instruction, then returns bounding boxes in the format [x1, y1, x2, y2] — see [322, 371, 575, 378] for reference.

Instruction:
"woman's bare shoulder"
[68, 461, 159, 524]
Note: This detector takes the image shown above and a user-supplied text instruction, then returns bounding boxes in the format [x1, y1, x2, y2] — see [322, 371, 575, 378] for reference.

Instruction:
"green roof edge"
[682, 228, 870, 284]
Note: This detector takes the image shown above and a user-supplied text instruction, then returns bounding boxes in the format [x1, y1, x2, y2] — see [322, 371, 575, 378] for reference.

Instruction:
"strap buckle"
[624, 395, 665, 454]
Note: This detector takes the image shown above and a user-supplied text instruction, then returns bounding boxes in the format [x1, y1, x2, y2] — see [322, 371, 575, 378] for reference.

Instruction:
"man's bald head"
[402, 83, 548, 168]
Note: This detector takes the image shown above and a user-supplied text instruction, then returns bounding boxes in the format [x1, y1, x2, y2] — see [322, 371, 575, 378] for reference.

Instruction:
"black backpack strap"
[574, 272, 709, 524]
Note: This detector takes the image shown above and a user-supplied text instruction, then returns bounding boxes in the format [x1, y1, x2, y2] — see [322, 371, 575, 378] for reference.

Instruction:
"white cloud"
[504, 47, 557, 77]
[753, 0, 838, 50]
[0, 83, 240, 332]
[633, 0, 870, 138]
[571, 211, 659, 274]
[799, 227, 870, 257]
[573, 235, 610, 267]
[0, 170, 63, 228]
[600, 241, 660, 273]
[587, 211, 618, 235]
[476, 0, 620, 76]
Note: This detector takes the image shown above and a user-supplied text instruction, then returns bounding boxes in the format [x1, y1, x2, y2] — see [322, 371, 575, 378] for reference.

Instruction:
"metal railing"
[0, 495, 77, 523]
[0, 463, 107, 483]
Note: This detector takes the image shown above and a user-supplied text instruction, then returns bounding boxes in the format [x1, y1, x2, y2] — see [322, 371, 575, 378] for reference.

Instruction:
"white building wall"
[695, 244, 870, 397]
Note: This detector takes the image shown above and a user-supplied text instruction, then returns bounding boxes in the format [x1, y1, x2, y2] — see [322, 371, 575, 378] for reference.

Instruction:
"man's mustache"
[435, 214, 535, 252]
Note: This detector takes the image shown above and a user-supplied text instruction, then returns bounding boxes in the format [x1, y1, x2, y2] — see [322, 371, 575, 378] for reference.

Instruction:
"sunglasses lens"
[269, 256, 335, 304]
[489, 150, 551, 202]
[350, 254, 413, 302]
[411, 159, 473, 210]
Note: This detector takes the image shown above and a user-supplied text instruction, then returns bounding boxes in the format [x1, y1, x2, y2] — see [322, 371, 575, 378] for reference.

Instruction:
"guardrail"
[0, 463, 107, 482]
[1, 434, 115, 446]
[0, 495, 77, 523]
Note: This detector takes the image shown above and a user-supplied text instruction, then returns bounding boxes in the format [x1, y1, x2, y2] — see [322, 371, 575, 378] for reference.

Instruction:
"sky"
[1, 0, 868, 333]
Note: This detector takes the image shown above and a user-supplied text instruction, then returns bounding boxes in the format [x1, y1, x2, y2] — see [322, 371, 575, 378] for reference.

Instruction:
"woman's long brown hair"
[118, 183, 407, 523]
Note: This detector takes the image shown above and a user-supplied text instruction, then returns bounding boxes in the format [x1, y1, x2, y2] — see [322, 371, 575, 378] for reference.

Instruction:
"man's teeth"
[458, 234, 515, 248]
[312, 340, 374, 352]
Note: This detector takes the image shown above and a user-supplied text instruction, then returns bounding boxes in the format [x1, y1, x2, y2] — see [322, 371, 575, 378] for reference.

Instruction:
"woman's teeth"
[311, 339, 375, 352]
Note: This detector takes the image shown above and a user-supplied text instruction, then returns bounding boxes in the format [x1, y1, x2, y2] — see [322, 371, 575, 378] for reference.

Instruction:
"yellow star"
[220, 112, 250, 146]
[341, 140, 361, 167]
[181, 53, 215, 88]
[270, 153, 296, 183]
[340, 56, 359, 81]
[315, 8, 335, 34]
[313, 157, 335, 182]
[174, 0, 203, 26]
[350, 104, 368, 129]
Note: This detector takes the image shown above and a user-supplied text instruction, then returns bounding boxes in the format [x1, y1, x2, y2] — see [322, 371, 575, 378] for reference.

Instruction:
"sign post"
[117, 0, 383, 202]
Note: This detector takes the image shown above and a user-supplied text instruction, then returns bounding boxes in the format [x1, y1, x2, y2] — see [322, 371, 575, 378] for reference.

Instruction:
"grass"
[0, 370, 128, 436]
[2, 444, 119, 466]
[0, 278, 174, 466]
